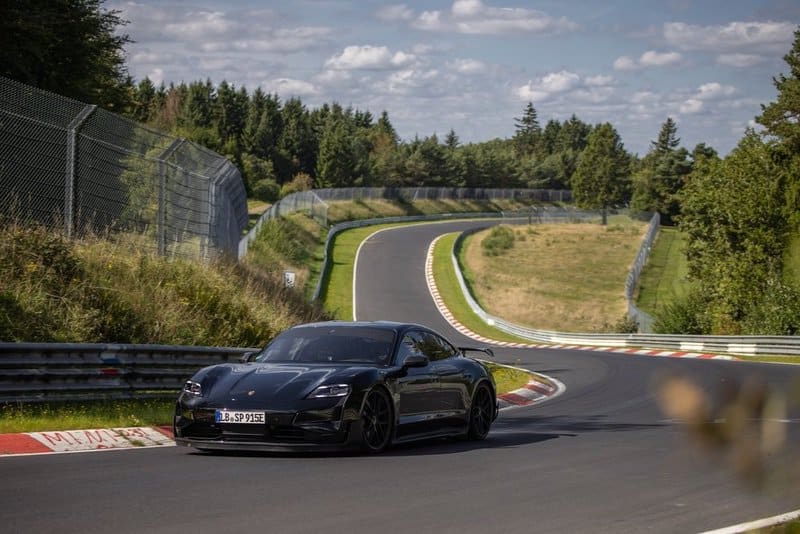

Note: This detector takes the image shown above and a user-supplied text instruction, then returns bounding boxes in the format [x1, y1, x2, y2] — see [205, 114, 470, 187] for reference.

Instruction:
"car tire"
[467, 383, 494, 441]
[360, 387, 392, 454]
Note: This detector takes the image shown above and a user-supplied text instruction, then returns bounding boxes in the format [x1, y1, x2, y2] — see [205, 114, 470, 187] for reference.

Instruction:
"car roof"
[290, 320, 429, 335]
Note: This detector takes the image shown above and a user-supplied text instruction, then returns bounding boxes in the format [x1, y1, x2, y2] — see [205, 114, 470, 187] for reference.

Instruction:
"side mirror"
[240, 351, 256, 363]
[403, 354, 429, 368]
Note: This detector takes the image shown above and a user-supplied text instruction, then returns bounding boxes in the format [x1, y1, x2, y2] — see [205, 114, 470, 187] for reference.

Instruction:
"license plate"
[215, 410, 265, 424]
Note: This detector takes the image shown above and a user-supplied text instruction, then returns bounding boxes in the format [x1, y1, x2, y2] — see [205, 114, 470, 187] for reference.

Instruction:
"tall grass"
[0, 223, 327, 346]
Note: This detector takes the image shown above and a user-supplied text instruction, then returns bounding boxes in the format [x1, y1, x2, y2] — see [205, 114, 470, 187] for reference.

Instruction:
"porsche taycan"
[174, 321, 498, 453]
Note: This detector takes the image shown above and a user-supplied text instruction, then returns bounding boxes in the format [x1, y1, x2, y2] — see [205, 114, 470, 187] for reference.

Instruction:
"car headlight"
[183, 380, 202, 396]
[307, 384, 351, 398]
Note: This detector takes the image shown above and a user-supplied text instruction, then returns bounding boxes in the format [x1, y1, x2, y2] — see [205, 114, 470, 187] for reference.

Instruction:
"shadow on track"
[498, 414, 665, 434]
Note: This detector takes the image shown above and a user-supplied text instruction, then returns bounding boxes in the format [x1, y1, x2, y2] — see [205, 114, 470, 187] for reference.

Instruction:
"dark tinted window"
[256, 326, 395, 365]
[399, 330, 457, 362]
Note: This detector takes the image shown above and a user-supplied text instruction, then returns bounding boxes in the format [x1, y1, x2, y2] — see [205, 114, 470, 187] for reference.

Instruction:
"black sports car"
[174, 321, 498, 453]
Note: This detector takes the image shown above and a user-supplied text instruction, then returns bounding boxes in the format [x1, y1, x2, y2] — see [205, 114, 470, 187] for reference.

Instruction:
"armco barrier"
[0, 343, 256, 403]
[448, 233, 800, 357]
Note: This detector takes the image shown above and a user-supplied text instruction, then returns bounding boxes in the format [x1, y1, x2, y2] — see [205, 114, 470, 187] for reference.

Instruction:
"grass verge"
[0, 400, 175, 434]
[481, 362, 532, 394]
[432, 233, 533, 343]
[636, 227, 689, 316]
[459, 217, 646, 332]
[319, 222, 416, 319]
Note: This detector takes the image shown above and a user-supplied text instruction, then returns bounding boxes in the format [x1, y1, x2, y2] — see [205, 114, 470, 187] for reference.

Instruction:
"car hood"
[199, 363, 371, 405]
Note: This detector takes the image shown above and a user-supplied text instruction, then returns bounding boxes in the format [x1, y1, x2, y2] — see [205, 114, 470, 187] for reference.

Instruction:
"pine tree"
[0, 0, 133, 111]
[631, 117, 690, 223]
[757, 27, 800, 150]
[375, 111, 398, 145]
[513, 102, 541, 155]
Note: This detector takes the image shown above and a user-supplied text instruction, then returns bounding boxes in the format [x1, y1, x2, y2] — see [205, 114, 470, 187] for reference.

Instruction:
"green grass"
[320, 223, 426, 319]
[0, 224, 326, 346]
[0, 400, 175, 433]
[636, 227, 690, 316]
[458, 218, 646, 332]
[481, 362, 532, 394]
[432, 233, 533, 344]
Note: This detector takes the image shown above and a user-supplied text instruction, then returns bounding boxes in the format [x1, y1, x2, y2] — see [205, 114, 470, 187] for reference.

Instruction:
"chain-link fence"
[626, 212, 660, 332]
[239, 187, 573, 258]
[0, 76, 247, 260]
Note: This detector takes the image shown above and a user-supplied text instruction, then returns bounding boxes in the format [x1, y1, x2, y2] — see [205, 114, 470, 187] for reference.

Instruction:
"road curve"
[2, 220, 799, 534]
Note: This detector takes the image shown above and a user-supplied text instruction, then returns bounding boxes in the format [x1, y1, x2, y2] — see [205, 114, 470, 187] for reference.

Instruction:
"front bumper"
[174, 420, 364, 453]
[173, 402, 363, 452]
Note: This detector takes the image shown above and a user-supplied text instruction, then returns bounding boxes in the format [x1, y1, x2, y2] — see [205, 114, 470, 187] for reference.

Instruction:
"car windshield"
[255, 326, 396, 365]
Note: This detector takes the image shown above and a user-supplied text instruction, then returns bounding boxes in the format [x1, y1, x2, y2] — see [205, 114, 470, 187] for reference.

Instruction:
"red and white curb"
[424, 237, 736, 361]
[0, 426, 174, 457]
[496, 372, 566, 410]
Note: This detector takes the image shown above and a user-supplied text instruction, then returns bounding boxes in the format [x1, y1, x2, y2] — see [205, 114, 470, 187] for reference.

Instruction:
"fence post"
[157, 138, 185, 256]
[64, 104, 96, 238]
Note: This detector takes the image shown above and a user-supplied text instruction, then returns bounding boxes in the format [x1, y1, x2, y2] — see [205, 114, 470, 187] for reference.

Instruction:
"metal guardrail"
[449, 231, 800, 357]
[0, 343, 256, 403]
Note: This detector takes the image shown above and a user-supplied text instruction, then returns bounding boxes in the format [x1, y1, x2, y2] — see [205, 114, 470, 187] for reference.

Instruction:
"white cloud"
[615, 50, 682, 70]
[515, 70, 583, 101]
[411, 0, 577, 35]
[678, 82, 737, 115]
[147, 68, 164, 85]
[263, 78, 318, 96]
[585, 74, 614, 87]
[376, 4, 414, 21]
[325, 45, 415, 70]
[613, 56, 638, 71]
[664, 21, 795, 53]
[696, 82, 736, 100]
[163, 11, 235, 39]
[716, 53, 765, 68]
[680, 98, 703, 114]
[639, 50, 682, 67]
[381, 68, 441, 95]
[414, 10, 446, 31]
[450, 58, 487, 74]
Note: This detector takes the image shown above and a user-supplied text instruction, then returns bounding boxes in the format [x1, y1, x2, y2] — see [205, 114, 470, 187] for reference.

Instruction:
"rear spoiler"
[459, 347, 495, 358]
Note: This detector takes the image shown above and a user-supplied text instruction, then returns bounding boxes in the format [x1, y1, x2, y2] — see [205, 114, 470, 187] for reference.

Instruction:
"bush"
[652, 290, 712, 334]
[252, 179, 280, 202]
[742, 279, 800, 335]
[481, 225, 515, 257]
[280, 172, 314, 198]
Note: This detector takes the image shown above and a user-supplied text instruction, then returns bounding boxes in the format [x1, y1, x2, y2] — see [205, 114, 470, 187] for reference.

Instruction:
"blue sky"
[111, 0, 798, 155]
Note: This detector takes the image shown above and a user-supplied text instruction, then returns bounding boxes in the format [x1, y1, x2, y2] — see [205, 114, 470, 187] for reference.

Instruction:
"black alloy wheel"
[361, 388, 392, 453]
[468, 384, 494, 440]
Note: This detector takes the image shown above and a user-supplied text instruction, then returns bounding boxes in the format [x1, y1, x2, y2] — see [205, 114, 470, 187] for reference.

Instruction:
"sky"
[110, 0, 799, 156]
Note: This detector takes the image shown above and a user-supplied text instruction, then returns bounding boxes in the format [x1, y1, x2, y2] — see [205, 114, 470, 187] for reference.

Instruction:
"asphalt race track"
[2, 220, 799, 533]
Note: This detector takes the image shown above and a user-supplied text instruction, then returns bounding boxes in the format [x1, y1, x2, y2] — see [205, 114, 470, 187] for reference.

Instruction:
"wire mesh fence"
[626, 212, 660, 332]
[0, 76, 247, 260]
[239, 186, 573, 258]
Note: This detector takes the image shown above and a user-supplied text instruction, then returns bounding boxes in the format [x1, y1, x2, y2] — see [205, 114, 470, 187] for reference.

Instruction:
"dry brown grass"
[461, 219, 647, 332]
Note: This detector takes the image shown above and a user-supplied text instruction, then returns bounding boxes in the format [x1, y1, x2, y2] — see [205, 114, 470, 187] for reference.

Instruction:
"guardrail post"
[64, 105, 97, 238]
[156, 138, 185, 256]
